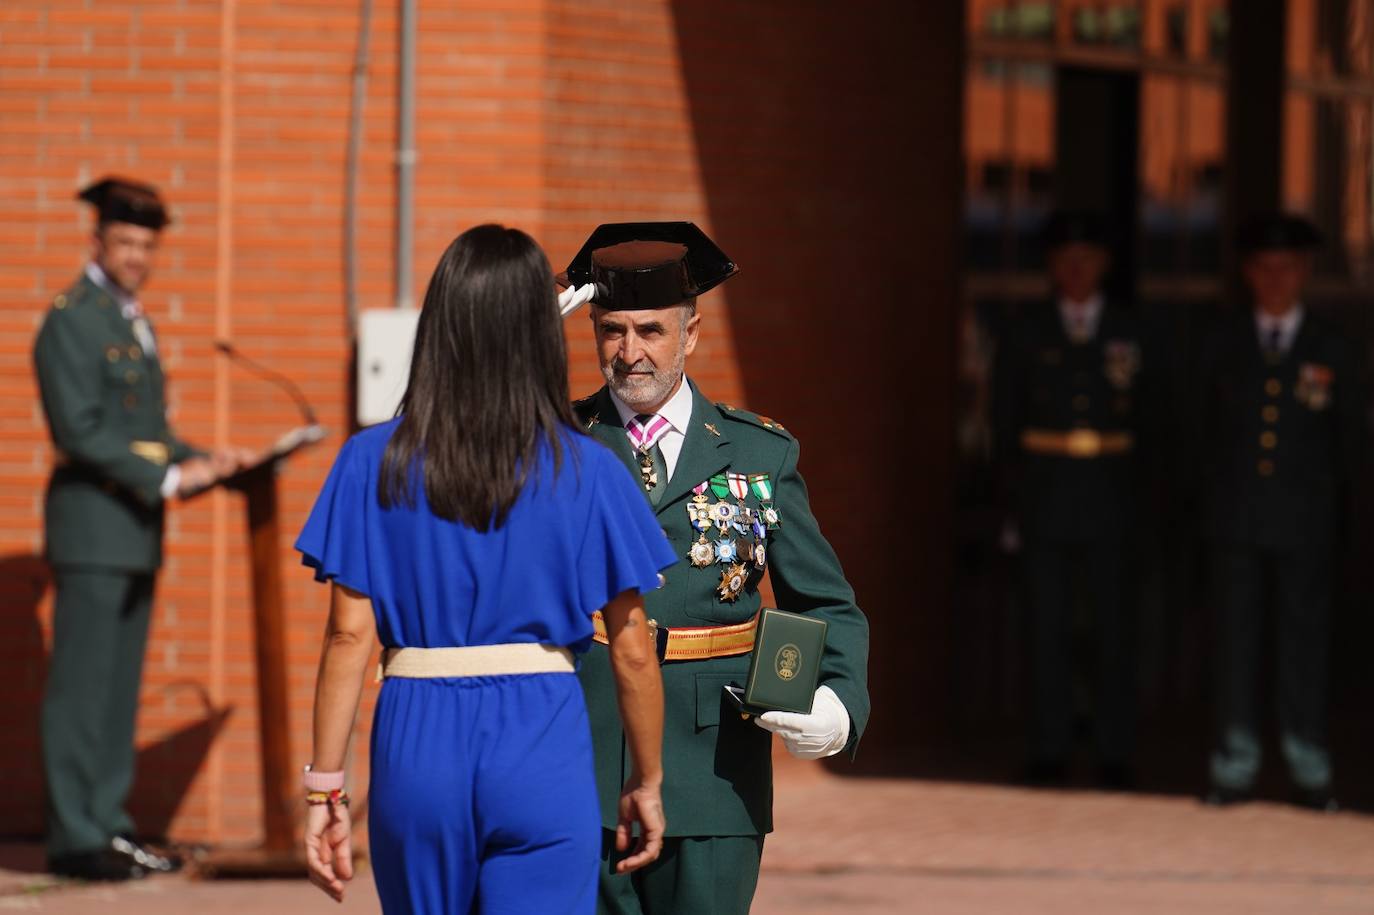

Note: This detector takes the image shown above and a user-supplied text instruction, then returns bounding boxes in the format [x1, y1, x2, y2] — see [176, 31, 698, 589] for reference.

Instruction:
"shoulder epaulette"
[715, 402, 791, 438]
[49, 279, 105, 314]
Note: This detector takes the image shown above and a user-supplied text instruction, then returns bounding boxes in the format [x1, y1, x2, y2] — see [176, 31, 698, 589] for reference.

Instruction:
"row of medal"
[685, 472, 782, 602]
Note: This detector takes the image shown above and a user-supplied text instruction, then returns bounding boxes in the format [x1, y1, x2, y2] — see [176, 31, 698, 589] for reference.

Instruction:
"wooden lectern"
[197, 423, 326, 877]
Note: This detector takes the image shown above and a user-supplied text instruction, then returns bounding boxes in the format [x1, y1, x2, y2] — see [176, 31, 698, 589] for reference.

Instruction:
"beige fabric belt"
[378, 643, 575, 681]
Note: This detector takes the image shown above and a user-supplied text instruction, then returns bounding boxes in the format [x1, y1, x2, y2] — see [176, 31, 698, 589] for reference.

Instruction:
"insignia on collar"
[704, 423, 720, 437]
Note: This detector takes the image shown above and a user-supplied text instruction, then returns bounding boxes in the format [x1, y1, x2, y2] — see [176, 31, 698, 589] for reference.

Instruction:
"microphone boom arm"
[214, 340, 318, 427]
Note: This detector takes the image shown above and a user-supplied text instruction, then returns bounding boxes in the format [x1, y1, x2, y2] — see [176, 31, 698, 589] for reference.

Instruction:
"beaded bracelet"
[305, 789, 350, 807]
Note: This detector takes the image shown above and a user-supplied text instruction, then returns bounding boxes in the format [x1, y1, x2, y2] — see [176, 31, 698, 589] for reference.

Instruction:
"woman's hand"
[304, 802, 354, 902]
[615, 775, 665, 873]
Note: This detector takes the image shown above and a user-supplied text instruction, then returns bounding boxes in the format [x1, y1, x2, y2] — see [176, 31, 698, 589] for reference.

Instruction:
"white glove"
[557, 283, 597, 317]
[753, 684, 850, 760]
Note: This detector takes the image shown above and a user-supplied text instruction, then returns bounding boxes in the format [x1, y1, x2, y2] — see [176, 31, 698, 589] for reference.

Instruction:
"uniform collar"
[1254, 302, 1305, 353]
[1058, 293, 1104, 340]
[1255, 302, 1304, 334]
[587, 379, 731, 515]
[85, 261, 140, 316]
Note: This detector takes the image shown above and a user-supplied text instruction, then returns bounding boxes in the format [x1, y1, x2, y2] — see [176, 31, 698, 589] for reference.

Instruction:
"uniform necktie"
[121, 299, 158, 358]
[1064, 303, 1091, 343]
[626, 414, 671, 503]
[1264, 323, 1283, 357]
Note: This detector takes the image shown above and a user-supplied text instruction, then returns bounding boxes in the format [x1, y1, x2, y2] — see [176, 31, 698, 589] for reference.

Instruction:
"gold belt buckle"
[646, 619, 668, 664]
[1064, 429, 1101, 458]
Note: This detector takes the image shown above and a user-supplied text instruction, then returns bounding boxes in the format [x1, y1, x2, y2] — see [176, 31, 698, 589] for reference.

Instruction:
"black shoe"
[1021, 759, 1069, 787]
[1097, 762, 1135, 792]
[112, 836, 183, 873]
[1295, 788, 1339, 813]
[1203, 785, 1250, 807]
[48, 848, 146, 881]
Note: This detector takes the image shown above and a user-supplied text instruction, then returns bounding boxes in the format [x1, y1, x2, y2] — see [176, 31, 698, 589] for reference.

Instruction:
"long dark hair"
[379, 224, 577, 529]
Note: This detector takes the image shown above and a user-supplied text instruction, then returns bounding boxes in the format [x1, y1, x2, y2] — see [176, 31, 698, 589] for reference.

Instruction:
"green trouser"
[598, 831, 765, 915]
[41, 569, 155, 856]
[1023, 538, 1136, 765]
[1209, 544, 1332, 792]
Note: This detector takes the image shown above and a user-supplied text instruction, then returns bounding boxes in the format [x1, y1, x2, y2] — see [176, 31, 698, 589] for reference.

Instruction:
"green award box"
[728, 607, 827, 716]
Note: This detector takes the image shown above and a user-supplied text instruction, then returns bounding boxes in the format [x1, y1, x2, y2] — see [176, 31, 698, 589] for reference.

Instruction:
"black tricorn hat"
[557, 222, 738, 310]
[1238, 212, 1323, 253]
[1042, 209, 1109, 248]
[77, 176, 170, 230]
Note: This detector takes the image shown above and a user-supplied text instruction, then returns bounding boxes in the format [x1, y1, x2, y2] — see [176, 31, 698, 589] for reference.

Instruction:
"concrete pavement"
[3, 768, 1372, 913]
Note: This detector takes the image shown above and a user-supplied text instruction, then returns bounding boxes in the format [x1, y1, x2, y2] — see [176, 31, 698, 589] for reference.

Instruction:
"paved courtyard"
[3, 767, 1372, 913]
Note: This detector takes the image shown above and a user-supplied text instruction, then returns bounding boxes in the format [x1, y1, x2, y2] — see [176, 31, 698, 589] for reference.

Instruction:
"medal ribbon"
[727, 472, 749, 500]
[748, 473, 772, 500]
[626, 414, 671, 452]
[709, 473, 731, 499]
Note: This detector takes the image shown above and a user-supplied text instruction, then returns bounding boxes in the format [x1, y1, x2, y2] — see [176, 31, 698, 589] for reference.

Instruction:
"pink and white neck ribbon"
[626, 413, 672, 453]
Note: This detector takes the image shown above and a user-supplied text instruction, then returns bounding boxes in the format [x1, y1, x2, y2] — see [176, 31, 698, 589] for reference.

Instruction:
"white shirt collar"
[85, 261, 137, 312]
[1255, 302, 1305, 351]
[608, 375, 694, 433]
[1255, 302, 1304, 332]
[1058, 293, 1104, 337]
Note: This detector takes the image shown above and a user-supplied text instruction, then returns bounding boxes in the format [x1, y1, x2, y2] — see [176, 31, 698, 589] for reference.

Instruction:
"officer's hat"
[1238, 212, 1322, 253]
[77, 176, 170, 230]
[1042, 209, 1109, 249]
[558, 222, 738, 310]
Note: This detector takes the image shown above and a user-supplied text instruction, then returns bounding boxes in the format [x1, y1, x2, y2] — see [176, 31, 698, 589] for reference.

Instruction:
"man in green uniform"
[34, 178, 237, 880]
[1198, 214, 1362, 811]
[993, 211, 1145, 789]
[558, 223, 870, 914]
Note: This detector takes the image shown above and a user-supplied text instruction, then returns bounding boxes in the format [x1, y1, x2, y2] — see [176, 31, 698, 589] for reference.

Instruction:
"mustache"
[611, 358, 655, 375]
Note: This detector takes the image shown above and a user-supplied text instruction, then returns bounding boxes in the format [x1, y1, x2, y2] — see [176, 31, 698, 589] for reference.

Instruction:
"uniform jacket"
[575, 379, 870, 837]
[33, 273, 200, 572]
[1196, 309, 1363, 550]
[993, 300, 1148, 542]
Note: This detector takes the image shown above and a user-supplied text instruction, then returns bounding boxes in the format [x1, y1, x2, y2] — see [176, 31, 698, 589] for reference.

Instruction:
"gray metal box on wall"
[357, 308, 419, 427]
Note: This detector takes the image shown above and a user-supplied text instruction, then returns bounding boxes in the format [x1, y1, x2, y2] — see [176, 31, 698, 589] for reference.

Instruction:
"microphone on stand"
[214, 340, 318, 427]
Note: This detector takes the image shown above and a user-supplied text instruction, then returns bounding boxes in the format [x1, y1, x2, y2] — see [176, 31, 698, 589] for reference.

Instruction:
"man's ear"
[682, 311, 703, 357]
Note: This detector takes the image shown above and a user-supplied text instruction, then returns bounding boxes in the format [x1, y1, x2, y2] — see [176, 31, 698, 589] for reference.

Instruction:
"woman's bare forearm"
[311, 584, 378, 772]
[604, 589, 664, 784]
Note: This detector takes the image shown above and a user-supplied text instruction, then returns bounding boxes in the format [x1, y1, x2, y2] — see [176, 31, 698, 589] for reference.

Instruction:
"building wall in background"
[0, 0, 960, 842]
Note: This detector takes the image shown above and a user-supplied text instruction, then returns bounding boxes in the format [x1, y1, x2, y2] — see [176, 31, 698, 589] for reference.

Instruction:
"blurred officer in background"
[1199, 214, 1363, 812]
[994, 210, 1146, 790]
[34, 177, 241, 880]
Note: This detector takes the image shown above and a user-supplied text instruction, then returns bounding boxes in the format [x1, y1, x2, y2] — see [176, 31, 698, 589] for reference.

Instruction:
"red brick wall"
[0, 1, 960, 843]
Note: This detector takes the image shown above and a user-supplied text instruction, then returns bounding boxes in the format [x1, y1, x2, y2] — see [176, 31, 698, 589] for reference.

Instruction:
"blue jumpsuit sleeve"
[295, 437, 373, 596]
[574, 453, 678, 617]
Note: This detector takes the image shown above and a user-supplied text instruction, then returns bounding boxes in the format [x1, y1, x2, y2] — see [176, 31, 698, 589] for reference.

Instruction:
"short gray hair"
[678, 298, 697, 328]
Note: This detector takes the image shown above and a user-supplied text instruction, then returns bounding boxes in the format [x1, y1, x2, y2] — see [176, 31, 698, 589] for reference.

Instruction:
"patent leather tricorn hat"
[77, 176, 171, 230]
[557, 222, 739, 310]
[1042, 209, 1108, 249]
[1238, 212, 1323, 253]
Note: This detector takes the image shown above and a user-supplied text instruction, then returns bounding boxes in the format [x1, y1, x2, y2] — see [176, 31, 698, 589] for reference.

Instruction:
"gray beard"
[603, 349, 686, 412]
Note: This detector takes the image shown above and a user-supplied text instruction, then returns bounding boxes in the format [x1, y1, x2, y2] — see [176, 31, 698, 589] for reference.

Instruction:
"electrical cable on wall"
[344, 0, 373, 339]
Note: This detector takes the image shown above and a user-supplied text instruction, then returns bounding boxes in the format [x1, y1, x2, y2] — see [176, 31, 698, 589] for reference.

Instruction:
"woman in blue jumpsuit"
[295, 225, 674, 914]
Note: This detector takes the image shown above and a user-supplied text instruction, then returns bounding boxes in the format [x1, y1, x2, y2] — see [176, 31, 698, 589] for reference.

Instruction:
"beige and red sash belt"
[591, 611, 757, 662]
[1020, 428, 1134, 459]
[377, 643, 575, 681]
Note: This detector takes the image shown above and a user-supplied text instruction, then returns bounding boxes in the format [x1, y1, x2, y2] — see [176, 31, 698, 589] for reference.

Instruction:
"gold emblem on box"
[775, 643, 801, 681]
